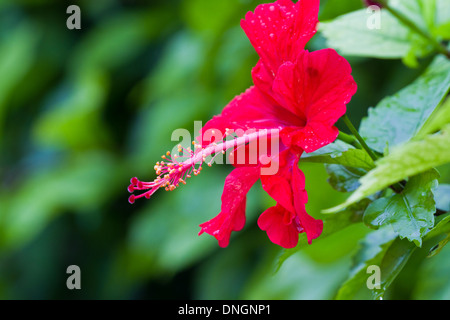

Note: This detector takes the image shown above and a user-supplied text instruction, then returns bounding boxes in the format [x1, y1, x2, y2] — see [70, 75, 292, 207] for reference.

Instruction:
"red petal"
[260, 149, 299, 212]
[273, 49, 357, 152]
[199, 166, 260, 247]
[280, 122, 339, 153]
[200, 86, 305, 147]
[241, 0, 319, 83]
[257, 204, 302, 249]
[292, 163, 323, 243]
[260, 151, 322, 246]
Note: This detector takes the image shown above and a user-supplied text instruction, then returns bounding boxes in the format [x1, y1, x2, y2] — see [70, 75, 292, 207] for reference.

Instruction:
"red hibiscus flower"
[128, 0, 357, 249]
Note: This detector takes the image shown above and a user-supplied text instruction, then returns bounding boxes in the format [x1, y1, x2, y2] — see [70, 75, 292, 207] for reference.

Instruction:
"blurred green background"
[0, 0, 446, 299]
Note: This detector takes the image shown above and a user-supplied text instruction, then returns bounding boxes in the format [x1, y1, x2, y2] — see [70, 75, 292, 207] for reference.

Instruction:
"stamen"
[128, 129, 275, 203]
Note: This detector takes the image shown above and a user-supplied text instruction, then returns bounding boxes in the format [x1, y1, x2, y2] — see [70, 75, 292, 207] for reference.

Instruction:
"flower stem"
[337, 131, 362, 149]
[341, 115, 406, 193]
[341, 115, 379, 162]
[378, 0, 450, 59]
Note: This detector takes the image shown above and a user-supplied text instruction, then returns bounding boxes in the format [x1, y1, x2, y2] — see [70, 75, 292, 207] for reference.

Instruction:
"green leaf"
[416, 97, 450, 139]
[335, 227, 398, 300]
[435, 184, 450, 212]
[372, 237, 417, 299]
[434, 21, 450, 39]
[424, 213, 450, 241]
[427, 234, 450, 258]
[390, 0, 430, 32]
[336, 228, 417, 300]
[401, 33, 433, 68]
[320, 9, 413, 58]
[363, 170, 439, 247]
[325, 127, 450, 212]
[300, 148, 375, 170]
[326, 164, 367, 193]
[414, 237, 450, 299]
[435, 0, 450, 34]
[360, 55, 450, 153]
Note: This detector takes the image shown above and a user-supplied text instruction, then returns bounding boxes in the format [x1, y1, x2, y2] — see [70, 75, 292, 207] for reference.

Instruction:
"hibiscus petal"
[280, 122, 339, 153]
[292, 163, 323, 243]
[273, 49, 357, 152]
[260, 151, 322, 246]
[241, 0, 319, 79]
[198, 166, 260, 247]
[200, 86, 305, 147]
[257, 204, 303, 248]
[297, 49, 357, 124]
[260, 149, 299, 212]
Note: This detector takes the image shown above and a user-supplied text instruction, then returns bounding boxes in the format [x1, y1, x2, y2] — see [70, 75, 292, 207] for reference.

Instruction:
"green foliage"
[359, 55, 450, 153]
[326, 165, 367, 192]
[320, 0, 449, 66]
[320, 9, 417, 59]
[416, 97, 450, 139]
[326, 126, 450, 213]
[316, 0, 450, 300]
[335, 227, 397, 299]
[0, 0, 449, 301]
[301, 145, 375, 170]
[435, 185, 450, 212]
[363, 170, 439, 247]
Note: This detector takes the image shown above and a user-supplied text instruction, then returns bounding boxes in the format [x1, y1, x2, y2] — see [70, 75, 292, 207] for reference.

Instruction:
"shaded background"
[0, 0, 447, 299]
